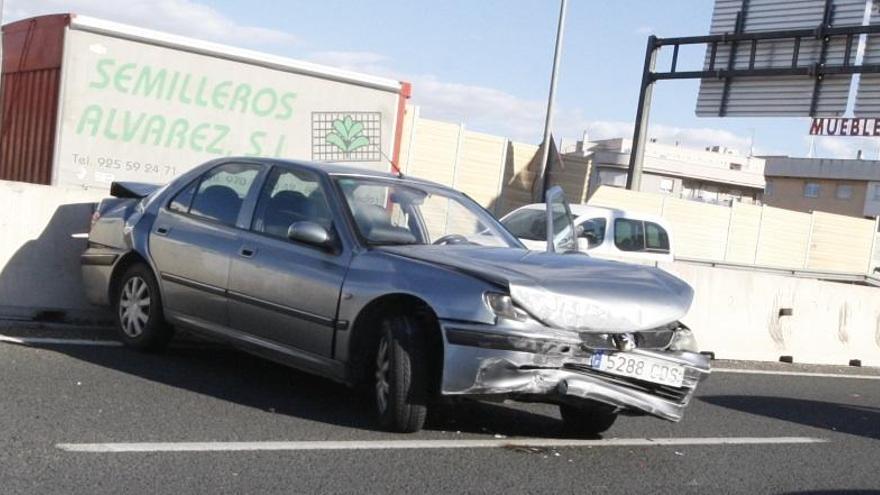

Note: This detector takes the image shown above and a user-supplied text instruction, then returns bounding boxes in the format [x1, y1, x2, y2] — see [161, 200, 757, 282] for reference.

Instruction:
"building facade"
[570, 139, 766, 206]
[763, 156, 880, 219]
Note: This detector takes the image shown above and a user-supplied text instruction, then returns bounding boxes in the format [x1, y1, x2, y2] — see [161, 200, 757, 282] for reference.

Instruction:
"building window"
[659, 178, 673, 194]
[873, 184, 880, 201]
[804, 182, 821, 198]
[836, 184, 853, 200]
[729, 163, 742, 171]
[765, 180, 774, 197]
[597, 168, 628, 188]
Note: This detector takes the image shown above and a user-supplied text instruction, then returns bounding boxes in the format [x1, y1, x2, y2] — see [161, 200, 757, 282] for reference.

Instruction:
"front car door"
[150, 162, 264, 328]
[545, 186, 577, 253]
[227, 165, 352, 359]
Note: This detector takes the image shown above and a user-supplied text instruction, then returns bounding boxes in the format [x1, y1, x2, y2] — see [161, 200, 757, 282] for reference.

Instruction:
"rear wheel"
[373, 314, 428, 433]
[559, 402, 618, 437]
[114, 263, 173, 352]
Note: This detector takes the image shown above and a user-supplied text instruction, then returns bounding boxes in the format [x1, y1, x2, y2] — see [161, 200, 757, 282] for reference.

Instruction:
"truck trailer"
[0, 14, 411, 188]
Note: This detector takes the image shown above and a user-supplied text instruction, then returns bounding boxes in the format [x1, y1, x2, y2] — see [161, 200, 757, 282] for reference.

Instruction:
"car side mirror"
[288, 221, 333, 249]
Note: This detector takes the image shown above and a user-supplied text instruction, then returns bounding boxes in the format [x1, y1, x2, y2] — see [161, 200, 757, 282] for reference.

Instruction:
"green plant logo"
[326, 115, 370, 153]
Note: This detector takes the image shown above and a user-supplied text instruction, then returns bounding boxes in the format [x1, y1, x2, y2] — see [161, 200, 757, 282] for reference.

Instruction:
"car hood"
[379, 245, 693, 332]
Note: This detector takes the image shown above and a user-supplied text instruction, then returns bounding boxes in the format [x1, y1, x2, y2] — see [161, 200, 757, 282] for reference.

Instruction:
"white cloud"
[2, 0, 765, 156]
[305, 48, 759, 152]
[308, 51, 393, 77]
[813, 136, 880, 159]
[3, 0, 297, 47]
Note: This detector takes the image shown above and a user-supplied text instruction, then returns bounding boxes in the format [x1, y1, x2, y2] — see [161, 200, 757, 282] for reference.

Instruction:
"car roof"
[255, 158, 449, 189]
[511, 202, 670, 226]
[513, 202, 617, 217]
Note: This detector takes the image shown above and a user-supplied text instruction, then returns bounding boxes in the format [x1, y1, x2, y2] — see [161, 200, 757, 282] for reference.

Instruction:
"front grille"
[578, 328, 675, 351]
[563, 363, 691, 403]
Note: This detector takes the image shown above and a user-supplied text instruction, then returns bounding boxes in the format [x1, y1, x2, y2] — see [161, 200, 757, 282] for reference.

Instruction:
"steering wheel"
[432, 234, 470, 245]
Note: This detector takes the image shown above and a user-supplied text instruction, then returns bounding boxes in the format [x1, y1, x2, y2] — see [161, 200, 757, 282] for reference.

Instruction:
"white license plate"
[590, 352, 686, 388]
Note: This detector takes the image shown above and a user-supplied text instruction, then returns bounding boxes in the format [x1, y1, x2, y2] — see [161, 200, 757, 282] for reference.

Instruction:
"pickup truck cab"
[500, 203, 674, 263]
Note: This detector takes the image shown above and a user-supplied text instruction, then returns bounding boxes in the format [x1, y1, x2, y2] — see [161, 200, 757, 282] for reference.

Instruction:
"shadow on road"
[780, 492, 880, 494]
[701, 395, 880, 441]
[48, 343, 569, 437]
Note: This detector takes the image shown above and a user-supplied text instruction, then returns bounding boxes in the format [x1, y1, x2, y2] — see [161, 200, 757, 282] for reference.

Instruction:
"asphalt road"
[0, 327, 878, 494]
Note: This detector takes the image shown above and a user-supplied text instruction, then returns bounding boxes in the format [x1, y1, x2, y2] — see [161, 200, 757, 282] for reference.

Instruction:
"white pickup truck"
[500, 203, 675, 263]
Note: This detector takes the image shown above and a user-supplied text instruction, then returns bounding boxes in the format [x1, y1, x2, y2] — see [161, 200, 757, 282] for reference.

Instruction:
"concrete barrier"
[662, 261, 880, 367]
[0, 180, 109, 322]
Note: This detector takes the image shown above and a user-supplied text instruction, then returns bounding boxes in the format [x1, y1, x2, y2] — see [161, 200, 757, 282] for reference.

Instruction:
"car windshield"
[334, 176, 521, 248]
[502, 207, 571, 242]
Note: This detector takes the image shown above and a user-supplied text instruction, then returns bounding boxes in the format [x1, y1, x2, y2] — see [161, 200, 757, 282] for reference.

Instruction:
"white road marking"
[713, 368, 880, 381]
[0, 335, 122, 347]
[56, 437, 828, 453]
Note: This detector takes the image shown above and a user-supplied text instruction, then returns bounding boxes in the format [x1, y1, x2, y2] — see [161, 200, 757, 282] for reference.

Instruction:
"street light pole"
[536, 0, 567, 202]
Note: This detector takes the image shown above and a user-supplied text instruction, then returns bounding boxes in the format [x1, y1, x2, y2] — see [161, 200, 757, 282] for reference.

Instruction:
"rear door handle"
[239, 247, 256, 258]
[156, 226, 169, 236]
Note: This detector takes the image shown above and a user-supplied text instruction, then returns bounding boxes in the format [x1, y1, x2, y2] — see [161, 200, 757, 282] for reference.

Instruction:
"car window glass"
[580, 217, 606, 248]
[189, 163, 261, 226]
[335, 177, 516, 247]
[501, 209, 546, 241]
[252, 168, 333, 239]
[614, 218, 645, 252]
[645, 222, 670, 252]
[169, 179, 198, 213]
[339, 181, 419, 242]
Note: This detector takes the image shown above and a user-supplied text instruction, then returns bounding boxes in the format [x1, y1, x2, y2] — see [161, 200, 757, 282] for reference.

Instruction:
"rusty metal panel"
[1, 15, 68, 184]
[1, 69, 61, 184]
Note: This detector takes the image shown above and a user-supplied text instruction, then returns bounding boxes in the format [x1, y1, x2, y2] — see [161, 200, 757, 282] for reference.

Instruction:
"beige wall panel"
[587, 186, 665, 216]
[807, 211, 875, 272]
[662, 198, 730, 260]
[755, 207, 812, 268]
[725, 202, 762, 264]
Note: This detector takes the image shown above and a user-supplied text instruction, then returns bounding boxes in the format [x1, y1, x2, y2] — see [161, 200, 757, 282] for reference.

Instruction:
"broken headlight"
[668, 325, 698, 352]
[484, 293, 530, 322]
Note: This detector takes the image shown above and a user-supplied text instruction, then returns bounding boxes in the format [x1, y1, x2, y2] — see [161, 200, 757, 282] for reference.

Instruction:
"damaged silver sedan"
[81, 158, 709, 435]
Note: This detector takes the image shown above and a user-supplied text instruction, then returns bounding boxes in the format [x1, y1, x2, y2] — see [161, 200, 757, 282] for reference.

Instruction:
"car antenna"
[379, 148, 405, 178]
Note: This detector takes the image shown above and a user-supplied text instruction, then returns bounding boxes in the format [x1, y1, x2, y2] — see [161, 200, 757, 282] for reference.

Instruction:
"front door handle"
[239, 247, 256, 258]
[156, 226, 170, 236]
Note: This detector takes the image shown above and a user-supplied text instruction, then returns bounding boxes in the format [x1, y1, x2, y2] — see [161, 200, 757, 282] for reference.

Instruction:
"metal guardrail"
[676, 257, 880, 288]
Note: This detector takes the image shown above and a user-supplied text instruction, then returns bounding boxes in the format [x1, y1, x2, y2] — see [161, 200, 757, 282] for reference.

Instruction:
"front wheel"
[114, 263, 173, 352]
[559, 402, 618, 437]
[373, 314, 428, 433]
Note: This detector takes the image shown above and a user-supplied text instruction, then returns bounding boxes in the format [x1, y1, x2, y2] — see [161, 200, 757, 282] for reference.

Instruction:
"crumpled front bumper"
[440, 321, 711, 422]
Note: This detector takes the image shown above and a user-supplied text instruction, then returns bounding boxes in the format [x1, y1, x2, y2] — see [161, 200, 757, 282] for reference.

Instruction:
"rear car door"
[150, 162, 264, 327]
[227, 166, 351, 357]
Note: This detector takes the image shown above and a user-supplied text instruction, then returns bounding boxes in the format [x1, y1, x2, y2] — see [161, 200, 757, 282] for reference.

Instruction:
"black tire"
[559, 402, 618, 437]
[373, 314, 428, 433]
[114, 263, 173, 352]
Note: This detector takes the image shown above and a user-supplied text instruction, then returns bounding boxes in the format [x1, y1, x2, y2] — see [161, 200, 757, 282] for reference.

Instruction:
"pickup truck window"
[614, 218, 670, 253]
[645, 222, 670, 252]
[614, 218, 644, 252]
[579, 217, 606, 247]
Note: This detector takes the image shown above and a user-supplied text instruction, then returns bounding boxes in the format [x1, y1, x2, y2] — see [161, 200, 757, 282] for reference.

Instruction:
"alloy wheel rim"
[375, 336, 390, 414]
[119, 276, 150, 338]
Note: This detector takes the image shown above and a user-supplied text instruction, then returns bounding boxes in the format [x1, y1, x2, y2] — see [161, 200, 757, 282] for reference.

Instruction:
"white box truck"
[0, 14, 410, 188]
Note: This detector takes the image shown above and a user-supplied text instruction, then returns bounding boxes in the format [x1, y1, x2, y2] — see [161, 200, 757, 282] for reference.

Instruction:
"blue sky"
[7, 0, 877, 158]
